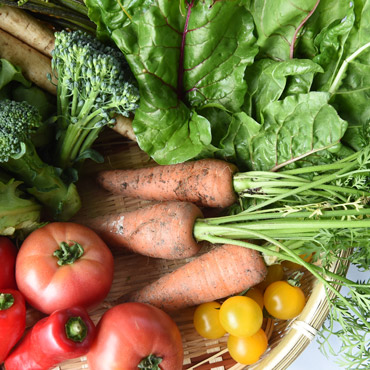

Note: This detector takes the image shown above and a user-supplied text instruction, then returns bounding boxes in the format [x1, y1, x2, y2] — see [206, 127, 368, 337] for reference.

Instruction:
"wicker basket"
[24, 130, 346, 370]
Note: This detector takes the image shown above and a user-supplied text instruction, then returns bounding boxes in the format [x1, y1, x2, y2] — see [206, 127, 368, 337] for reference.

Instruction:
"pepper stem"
[138, 354, 163, 369]
[65, 316, 87, 342]
[53, 241, 84, 266]
[0, 293, 14, 310]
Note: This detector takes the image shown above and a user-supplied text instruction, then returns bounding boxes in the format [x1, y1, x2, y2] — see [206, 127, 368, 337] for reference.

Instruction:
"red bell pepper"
[3, 306, 96, 370]
[0, 237, 17, 290]
[0, 289, 26, 362]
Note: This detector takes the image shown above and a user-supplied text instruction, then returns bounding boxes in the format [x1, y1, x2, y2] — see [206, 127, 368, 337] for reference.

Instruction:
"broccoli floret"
[0, 171, 42, 237]
[0, 99, 81, 220]
[51, 30, 140, 172]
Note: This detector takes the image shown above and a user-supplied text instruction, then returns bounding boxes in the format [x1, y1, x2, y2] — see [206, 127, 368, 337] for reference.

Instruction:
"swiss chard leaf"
[311, 2, 355, 91]
[247, 0, 320, 61]
[247, 92, 348, 171]
[215, 111, 261, 170]
[244, 58, 323, 121]
[87, 0, 258, 164]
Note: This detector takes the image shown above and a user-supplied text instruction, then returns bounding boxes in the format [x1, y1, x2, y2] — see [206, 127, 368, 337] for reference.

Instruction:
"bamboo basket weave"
[25, 130, 347, 370]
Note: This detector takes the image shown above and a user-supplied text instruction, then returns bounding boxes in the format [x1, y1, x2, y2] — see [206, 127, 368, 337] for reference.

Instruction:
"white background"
[288, 264, 369, 370]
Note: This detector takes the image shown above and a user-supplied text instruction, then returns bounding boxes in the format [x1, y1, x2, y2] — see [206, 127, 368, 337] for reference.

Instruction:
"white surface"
[288, 264, 369, 370]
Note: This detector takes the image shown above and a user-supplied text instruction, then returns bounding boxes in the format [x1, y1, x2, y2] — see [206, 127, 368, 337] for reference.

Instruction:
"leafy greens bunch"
[85, 0, 369, 171]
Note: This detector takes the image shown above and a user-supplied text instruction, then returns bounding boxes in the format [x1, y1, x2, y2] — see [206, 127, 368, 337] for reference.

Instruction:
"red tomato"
[15, 222, 114, 314]
[87, 302, 184, 370]
[0, 237, 17, 289]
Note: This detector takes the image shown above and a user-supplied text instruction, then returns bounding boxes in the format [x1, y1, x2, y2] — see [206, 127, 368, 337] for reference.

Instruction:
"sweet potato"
[81, 201, 203, 259]
[126, 244, 267, 311]
[97, 159, 238, 208]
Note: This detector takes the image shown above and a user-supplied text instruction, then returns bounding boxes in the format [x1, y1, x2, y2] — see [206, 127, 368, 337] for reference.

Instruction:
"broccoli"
[0, 99, 81, 221]
[0, 171, 42, 237]
[51, 30, 140, 173]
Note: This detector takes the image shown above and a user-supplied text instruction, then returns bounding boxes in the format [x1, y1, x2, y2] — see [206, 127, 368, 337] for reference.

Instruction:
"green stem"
[0, 293, 14, 310]
[329, 42, 370, 95]
[244, 160, 360, 213]
[65, 316, 87, 342]
[53, 241, 84, 266]
[199, 207, 370, 225]
[138, 354, 163, 369]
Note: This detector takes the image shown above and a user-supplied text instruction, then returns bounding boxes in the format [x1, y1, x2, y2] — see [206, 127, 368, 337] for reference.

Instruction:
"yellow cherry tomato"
[256, 263, 284, 292]
[282, 253, 314, 270]
[264, 281, 306, 320]
[245, 287, 264, 310]
[193, 301, 226, 339]
[228, 328, 268, 365]
[219, 296, 263, 337]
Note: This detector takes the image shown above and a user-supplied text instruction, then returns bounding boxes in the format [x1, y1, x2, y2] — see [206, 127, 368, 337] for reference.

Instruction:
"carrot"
[125, 244, 267, 311]
[80, 201, 203, 259]
[97, 159, 238, 208]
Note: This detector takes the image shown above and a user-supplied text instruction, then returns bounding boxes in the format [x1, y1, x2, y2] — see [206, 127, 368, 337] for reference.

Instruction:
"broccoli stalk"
[0, 171, 42, 237]
[0, 99, 81, 221]
[51, 30, 140, 172]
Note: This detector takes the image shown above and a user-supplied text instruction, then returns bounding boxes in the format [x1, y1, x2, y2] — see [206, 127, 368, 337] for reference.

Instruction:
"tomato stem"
[138, 354, 163, 369]
[53, 241, 84, 265]
[0, 293, 14, 310]
[65, 316, 87, 342]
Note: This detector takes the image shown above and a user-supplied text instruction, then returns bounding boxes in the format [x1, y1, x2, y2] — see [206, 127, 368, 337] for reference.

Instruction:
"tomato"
[245, 287, 264, 310]
[264, 281, 306, 320]
[282, 253, 314, 270]
[15, 222, 114, 314]
[256, 263, 284, 292]
[87, 302, 183, 370]
[193, 301, 226, 339]
[227, 328, 268, 365]
[0, 237, 17, 289]
[219, 296, 263, 338]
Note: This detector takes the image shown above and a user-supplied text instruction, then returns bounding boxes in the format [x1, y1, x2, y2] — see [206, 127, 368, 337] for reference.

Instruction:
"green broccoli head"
[0, 100, 41, 162]
[0, 99, 81, 221]
[51, 30, 140, 170]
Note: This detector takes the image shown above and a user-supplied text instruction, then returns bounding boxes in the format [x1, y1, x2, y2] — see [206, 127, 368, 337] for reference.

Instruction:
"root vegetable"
[125, 244, 267, 311]
[0, 5, 55, 57]
[97, 149, 370, 209]
[81, 201, 203, 259]
[97, 159, 238, 208]
[0, 29, 56, 94]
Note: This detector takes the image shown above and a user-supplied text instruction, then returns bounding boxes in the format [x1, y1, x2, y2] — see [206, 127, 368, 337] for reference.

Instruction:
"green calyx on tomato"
[138, 354, 163, 369]
[0, 293, 14, 310]
[65, 316, 87, 342]
[53, 241, 84, 266]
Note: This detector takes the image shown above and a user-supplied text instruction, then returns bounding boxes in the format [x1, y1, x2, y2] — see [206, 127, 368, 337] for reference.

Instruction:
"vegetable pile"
[0, 0, 369, 369]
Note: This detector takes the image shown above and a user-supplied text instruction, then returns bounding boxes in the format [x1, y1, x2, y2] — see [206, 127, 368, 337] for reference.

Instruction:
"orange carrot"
[96, 159, 238, 208]
[125, 244, 267, 311]
[81, 201, 203, 259]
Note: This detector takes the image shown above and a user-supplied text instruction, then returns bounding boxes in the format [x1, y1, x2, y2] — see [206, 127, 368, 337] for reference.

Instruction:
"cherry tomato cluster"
[193, 263, 306, 366]
[194, 295, 268, 365]
[1, 223, 184, 370]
